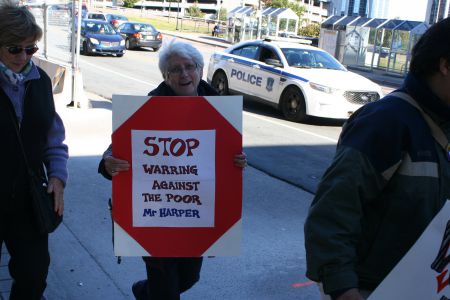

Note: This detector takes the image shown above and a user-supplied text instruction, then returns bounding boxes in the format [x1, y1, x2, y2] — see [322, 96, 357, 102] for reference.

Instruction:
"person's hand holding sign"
[104, 156, 130, 176]
[105, 152, 246, 176]
[234, 152, 247, 168]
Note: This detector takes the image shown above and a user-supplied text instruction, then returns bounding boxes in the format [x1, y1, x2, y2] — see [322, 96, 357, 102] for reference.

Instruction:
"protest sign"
[111, 95, 243, 257]
[369, 200, 450, 300]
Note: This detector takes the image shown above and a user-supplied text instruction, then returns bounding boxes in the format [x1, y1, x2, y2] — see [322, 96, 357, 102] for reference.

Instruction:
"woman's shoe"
[132, 280, 148, 300]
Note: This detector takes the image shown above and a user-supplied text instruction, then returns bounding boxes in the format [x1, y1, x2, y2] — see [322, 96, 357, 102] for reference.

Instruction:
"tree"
[186, 1, 204, 18]
[298, 23, 320, 37]
[218, 7, 227, 21]
[262, 0, 306, 18]
[123, 0, 138, 8]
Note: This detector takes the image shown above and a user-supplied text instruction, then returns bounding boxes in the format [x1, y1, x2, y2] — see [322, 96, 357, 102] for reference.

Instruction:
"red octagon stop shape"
[112, 96, 242, 257]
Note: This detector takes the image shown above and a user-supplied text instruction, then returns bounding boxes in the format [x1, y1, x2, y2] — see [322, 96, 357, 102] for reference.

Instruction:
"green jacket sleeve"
[304, 146, 386, 294]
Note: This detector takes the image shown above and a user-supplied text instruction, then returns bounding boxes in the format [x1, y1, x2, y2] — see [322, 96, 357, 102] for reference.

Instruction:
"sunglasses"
[4, 45, 39, 55]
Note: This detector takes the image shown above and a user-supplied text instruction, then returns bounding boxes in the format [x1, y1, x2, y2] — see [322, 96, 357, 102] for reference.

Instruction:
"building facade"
[135, 0, 258, 15]
[133, 0, 331, 25]
[429, 0, 450, 23]
[300, 0, 330, 24]
[329, 0, 450, 23]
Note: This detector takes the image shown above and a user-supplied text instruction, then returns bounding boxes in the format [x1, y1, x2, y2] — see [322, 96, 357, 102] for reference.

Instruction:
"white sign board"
[131, 129, 216, 227]
[369, 200, 450, 300]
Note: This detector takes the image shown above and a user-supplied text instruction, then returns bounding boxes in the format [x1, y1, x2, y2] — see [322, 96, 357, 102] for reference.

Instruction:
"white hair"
[158, 39, 204, 79]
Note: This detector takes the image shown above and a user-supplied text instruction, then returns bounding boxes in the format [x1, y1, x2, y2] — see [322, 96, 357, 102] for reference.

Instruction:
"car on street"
[66, 2, 88, 18]
[80, 19, 125, 57]
[86, 12, 129, 29]
[207, 38, 383, 122]
[117, 22, 163, 51]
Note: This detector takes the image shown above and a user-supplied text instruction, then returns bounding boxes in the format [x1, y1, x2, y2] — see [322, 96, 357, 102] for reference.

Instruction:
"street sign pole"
[176, 0, 180, 30]
[70, 0, 85, 108]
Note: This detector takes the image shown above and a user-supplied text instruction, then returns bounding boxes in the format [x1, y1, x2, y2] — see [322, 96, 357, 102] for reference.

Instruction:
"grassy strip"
[125, 14, 211, 34]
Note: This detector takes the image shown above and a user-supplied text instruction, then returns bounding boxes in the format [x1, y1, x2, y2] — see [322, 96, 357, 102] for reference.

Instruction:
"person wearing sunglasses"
[98, 39, 247, 300]
[0, 1, 68, 299]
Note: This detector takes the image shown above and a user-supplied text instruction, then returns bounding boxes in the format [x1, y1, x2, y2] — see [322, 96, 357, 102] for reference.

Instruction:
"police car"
[207, 39, 383, 122]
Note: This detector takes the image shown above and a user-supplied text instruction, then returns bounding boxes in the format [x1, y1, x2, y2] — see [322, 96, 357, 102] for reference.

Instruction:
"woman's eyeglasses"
[4, 45, 39, 55]
[167, 63, 198, 77]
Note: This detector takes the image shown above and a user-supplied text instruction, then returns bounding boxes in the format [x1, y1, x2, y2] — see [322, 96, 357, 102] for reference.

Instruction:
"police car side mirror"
[265, 58, 283, 68]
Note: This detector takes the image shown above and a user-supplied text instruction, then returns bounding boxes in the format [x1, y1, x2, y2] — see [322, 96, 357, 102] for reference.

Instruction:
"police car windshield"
[281, 48, 346, 71]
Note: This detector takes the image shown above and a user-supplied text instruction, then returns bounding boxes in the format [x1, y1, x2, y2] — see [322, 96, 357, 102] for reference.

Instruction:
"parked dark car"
[80, 19, 125, 57]
[107, 14, 129, 28]
[117, 22, 162, 51]
[86, 12, 128, 29]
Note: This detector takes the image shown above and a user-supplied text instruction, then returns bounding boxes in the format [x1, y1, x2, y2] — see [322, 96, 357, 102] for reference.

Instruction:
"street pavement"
[0, 32, 403, 300]
[0, 91, 318, 300]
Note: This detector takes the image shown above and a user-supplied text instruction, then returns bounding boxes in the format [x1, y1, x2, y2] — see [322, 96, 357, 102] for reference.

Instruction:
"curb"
[161, 30, 229, 49]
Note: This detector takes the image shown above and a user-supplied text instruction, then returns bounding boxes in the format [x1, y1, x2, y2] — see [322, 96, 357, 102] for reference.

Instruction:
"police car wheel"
[280, 86, 307, 122]
[211, 71, 229, 95]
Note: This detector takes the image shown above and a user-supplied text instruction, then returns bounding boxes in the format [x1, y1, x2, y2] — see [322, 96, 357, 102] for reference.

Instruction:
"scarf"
[0, 60, 33, 86]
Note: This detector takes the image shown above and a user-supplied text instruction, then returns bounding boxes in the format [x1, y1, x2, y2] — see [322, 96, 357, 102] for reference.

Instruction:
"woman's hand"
[104, 156, 130, 176]
[48, 177, 65, 216]
[234, 152, 247, 168]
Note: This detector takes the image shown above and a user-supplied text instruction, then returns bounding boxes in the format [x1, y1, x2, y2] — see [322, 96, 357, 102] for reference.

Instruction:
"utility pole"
[216, 0, 221, 23]
[168, 0, 171, 23]
[176, 0, 180, 30]
[256, 0, 262, 39]
[366, 0, 372, 17]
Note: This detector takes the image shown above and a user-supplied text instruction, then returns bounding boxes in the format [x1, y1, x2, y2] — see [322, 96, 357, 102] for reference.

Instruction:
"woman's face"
[164, 55, 202, 96]
[0, 36, 37, 73]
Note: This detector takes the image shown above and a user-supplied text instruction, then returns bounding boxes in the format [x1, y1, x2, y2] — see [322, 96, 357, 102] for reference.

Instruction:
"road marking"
[292, 281, 316, 288]
[81, 60, 157, 88]
[244, 112, 339, 143]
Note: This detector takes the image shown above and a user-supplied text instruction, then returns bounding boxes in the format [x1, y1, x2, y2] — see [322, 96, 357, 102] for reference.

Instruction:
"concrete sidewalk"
[0, 29, 401, 300]
[0, 89, 318, 300]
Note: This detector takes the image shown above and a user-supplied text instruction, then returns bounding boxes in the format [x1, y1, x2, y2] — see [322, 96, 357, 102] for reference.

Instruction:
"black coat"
[98, 80, 218, 179]
[0, 67, 55, 210]
[148, 79, 218, 96]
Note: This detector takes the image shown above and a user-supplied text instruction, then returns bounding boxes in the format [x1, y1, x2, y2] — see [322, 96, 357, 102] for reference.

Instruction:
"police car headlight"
[309, 82, 338, 94]
[120, 39, 125, 46]
[89, 38, 99, 45]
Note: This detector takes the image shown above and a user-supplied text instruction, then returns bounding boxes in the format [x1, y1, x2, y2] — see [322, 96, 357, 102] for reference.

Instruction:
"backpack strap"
[390, 91, 450, 159]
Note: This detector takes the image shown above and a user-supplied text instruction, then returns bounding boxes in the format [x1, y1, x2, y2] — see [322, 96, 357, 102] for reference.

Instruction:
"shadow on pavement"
[200, 36, 230, 44]
[90, 99, 112, 110]
[243, 98, 346, 127]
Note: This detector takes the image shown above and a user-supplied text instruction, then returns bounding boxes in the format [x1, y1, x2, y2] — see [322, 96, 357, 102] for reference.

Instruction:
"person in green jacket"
[304, 18, 450, 300]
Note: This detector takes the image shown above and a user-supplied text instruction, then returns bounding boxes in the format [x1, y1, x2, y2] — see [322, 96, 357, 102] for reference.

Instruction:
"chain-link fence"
[27, 2, 73, 65]
[27, 2, 88, 107]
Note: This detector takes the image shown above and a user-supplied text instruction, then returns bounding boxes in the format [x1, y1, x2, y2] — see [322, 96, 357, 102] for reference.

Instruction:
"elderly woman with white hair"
[98, 39, 246, 300]
[152, 39, 215, 97]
